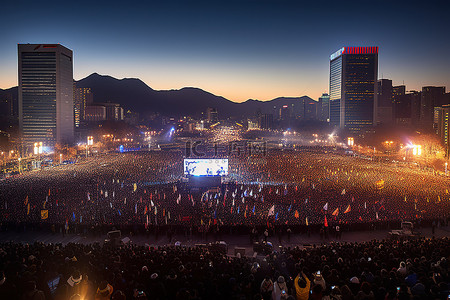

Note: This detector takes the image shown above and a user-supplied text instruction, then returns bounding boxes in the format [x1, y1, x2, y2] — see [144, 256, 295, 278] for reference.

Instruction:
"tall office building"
[18, 44, 74, 146]
[420, 86, 446, 131]
[318, 93, 330, 122]
[377, 79, 393, 125]
[329, 47, 378, 133]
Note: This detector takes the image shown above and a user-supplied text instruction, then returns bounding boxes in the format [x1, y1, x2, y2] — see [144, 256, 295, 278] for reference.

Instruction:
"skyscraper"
[18, 44, 74, 146]
[420, 86, 446, 131]
[329, 47, 378, 133]
[377, 79, 393, 125]
[318, 93, 330, 122]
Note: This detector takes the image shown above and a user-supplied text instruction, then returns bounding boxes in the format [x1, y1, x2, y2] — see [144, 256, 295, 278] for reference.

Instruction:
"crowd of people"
[0, 237, 448, 299]
[0, 148, 449, 232]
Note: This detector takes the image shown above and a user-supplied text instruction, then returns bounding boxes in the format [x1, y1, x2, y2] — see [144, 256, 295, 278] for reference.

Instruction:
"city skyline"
[1, 0, 450, 102]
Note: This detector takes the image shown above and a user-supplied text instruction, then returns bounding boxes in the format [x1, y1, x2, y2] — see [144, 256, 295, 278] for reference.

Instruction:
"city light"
[412, 145, 422, 156]
[34, 142, 43, 155]
[347, 137, 354, 146]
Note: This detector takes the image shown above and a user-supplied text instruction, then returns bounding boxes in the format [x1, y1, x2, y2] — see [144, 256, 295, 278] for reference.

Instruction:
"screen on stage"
[184, 158, 228, 176]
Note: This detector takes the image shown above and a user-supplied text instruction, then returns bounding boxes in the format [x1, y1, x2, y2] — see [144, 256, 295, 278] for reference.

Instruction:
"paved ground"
[1, 226, 449, 256]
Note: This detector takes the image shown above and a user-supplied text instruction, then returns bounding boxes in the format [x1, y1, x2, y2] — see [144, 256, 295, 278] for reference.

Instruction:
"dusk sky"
[1, 0, 449, 102]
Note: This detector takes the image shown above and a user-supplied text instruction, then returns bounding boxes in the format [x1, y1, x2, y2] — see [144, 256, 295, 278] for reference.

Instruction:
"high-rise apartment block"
[18, 44, 74, 146]
[329, 47, 378, 133]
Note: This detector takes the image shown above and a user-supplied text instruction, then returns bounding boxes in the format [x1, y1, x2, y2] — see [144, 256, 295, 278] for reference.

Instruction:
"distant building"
[258, 114, 274, 130]
[206, 107, 218, 123]
[393, 88, 423, 128]
[329, 47, 378, 133]
[104, 103, 124, 121]
[0, 89, 17, 121]
[392, 85, 406, 123]
[377, 79, 393, 125]
[435, 104, 450, 157]
[73, 85, 93, 127]
[18, 44, 74, 146]
[420, 86, 446, 131]
[247, 119, 259, 130]
[304, 99, 318, 121]
[124, 110, 139, 125]
[318, 93, 330, 122]
[85, 105, 106, 122]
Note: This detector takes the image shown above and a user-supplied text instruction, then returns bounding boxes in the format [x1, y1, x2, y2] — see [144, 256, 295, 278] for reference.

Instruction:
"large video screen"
[184, 158, 228, 176]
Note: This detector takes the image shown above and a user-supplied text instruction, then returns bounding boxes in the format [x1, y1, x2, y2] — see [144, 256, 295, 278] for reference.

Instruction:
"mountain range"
[1, 73, 316, 119]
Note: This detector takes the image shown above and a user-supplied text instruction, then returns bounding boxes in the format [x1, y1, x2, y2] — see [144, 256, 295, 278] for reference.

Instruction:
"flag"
[177, 194, 181, 204]
[323, 202, 328, 211]
[24, 196, 28, 206]
[150, 200, 155, 207]
[332, 208, 339, 216]
[72, 212, 76, 222]
[324, 215, 328, 227]
[87, 192, 90, 201]
[364, 202, 367, 209]
[48, 188, 51, 196]
[252, 205, 255, 214]
[341, 189, 346, 195]
[133, 183, 137, 192]
[27, 203, 30, 215]
[268, 205, 275, 216]
[344, 205, 351, 214]
[294, 210, 299, 219]
[376, 212, 379, 220]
